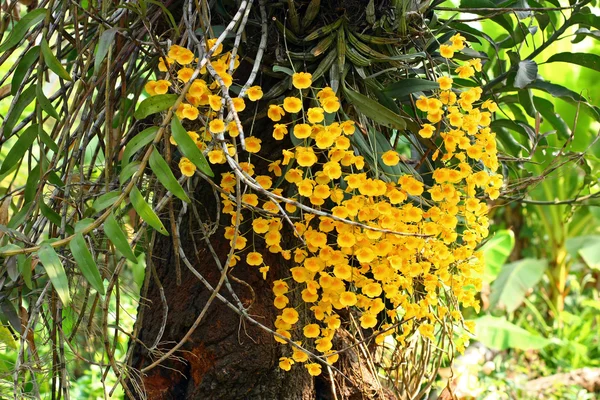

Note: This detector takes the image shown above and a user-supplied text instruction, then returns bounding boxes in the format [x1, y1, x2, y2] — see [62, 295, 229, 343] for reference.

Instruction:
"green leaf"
[533, 96, 570, 139]
[171, 116, 214, 176]
[134, 94, 178, 120]
[119, 161, 141, 184]
[472, 315, 552, 351]
[3, 85, 36, 138]
[94, 28, 118, 74]
[528, 80, 599, 118]
[18, 254, 32, 289]
[0, 325, 17, 350]
[490, 258, 547, 312]
[122, 126, 158, 167]
[70, 233, 105, 295]
[546, 52, 600, 73]
[37, 244, 71, 306]
[382, 78, 440, 99]
[104, 213, 138, 262]
[40, 38, 72, 81]
[514, 60, 538, 89]
[11, 46, 40, 96]
[580, 244, 600, 270]
[129, 187, 169, 236]
[480, 229, 515, 282]
[149, 147, 190, 203]
[0, 124, 38, 175]
[343, 86, 406, 130]
[36, 82, 59, 119]
[0, 9, 47, 53]
[91, 191, 120, 212]
[272, 65, 294, 76]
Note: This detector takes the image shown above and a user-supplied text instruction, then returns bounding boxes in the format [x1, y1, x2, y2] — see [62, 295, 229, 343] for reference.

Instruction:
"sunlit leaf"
[490, 258, 547, 313]
[382, 78, 439, 99]
[472, 315, 552, 350]
[480, 229, 515, 282]
[134, 94, 178, 120]
[37, 244, 71, 306]
[122, 126, 158, 167]
[514, 60, 538, 89]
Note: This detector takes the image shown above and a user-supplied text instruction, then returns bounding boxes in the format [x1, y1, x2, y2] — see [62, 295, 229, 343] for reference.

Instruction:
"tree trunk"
[127, 178, 315, 398]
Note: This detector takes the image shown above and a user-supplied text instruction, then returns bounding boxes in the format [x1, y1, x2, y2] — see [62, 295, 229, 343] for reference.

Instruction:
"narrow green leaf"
[134, 94, 178, 120]
[171, 116, 214, 177]
[40, 38, 72, 81]
[149, 147, 190, 203]
[490, 258, 547, 312]
[94, 28, 118, 74]
[120, 161, 141, 184]
[36, 82, 59, 119]
[122, 126, 158, 167]
[104, 213, 137, 262]
[39, 126, 59, 153]
[0, 9, 47, 53]
[382, 78, 440, 99]
[70, 233, 105, 295]
[130, 187, 169, 236]
[0, 124, 38, 174]
[343, 86, 406, 130]
[480, 229, 515, 282]
[3, 85, 36, 138]
[91, 191, 120, 212]
[40, 201, 73, 234]
[546, 52, 600, 73]
[473, 315, 552, 351]
[18, 254, 32, 289]
[37, 244, 71, 306]
[12, 46, 40, 96]
[533, 96, 570, 139]
[74, 218, 95, 233]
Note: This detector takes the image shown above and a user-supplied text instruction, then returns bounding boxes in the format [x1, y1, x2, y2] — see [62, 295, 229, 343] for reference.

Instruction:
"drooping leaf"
[11, 46, 39, 96]
[480, 229, 515, 282]
[129, 187, 169, 236]
[94, 28, 118, 74]
[36, 82, 59, 119]
[39, 126, 59, 153]
[528, 80, 599, 118]
[104, 213, 137, 262]
[472, 315, 552, 351]
[37, 244, 71, 306]
[0, 9, 47, 53]
[514, 60, 538, 89]
[3, 85, 36, 138]
[489, 258, 548, 312]
[171, 116, 214, 176]
[120, 161, 141, 184]
[533, 96, 570, 139]
[122, 126, 158, 167]
[0, 124, 38, 174]
[134, 94, 178, 120]
[149, 147, 191, 203]
[40, 38, 72, 81]
[69, 233, 105, 295]
[382, 78, 440, 99]
[546, 52, 600, 73]
[343, 86, 406, 130]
